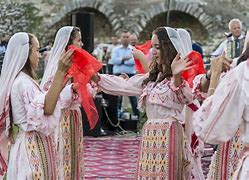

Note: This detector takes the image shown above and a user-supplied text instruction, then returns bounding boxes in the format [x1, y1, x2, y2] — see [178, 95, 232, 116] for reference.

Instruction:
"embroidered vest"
[225, 36, 245, 59]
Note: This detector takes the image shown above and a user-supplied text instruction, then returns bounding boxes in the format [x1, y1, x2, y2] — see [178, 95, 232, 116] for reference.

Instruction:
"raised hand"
[132, 47, 144, 59]
[171, 53, 194, 76]
[221, 52, 232, 72]
[57, 50, 74, 73]
[210, 54, 224, 75]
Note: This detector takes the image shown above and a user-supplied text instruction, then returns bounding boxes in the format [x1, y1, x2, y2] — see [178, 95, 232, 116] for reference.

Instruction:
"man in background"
[211, 18, 245, 59]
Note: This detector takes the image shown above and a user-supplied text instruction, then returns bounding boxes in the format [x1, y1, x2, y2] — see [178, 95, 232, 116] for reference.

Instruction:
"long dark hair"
[237, 42, 249, 65]
[143, 27, 177, 85]
[65, 27, 81, 49]
[22, 33, 38, 80]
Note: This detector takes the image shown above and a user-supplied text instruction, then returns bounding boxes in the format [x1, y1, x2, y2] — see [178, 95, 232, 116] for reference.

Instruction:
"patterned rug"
[84, 136, 214, 180]
[84, 136, 140, 180]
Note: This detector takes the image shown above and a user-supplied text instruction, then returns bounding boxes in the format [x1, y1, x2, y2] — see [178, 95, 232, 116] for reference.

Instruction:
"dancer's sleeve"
[98, 74, 146, 96]
[192, 74, 207, 101]
[193, 70, 245, 144]
[59, 84, 80, 108]
[11, 81, 62, 136]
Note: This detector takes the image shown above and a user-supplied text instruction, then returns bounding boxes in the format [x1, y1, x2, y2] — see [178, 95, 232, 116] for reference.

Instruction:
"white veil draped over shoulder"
[0, 32, 30, 176]
[0, 32, 29, 135]
[40, 26, 74, 90]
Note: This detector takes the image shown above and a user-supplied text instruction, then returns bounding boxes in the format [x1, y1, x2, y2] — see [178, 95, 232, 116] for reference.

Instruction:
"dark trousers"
[102, 93, 119, 131]
[115, 73, 139, 118]
[101, 64, 107, 74]
[107, 64, 113, 74]
[100, 64, 118, 131]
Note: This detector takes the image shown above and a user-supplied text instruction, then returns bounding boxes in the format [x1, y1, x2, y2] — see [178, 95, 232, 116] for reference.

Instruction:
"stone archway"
[130, 1, 217, 37]
[46, 0, 121, 33]
[44, 0, 218, 42]
[139, 10, 208, 41]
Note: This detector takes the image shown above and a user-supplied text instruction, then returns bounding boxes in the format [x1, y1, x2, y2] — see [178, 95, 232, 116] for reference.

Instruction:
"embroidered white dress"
[98, 74, 193, 179]
[193, 61, 249, 180]
[42, 78, 84, 180]
[193, 71, 244, 180]
[7, 72, 74, 180]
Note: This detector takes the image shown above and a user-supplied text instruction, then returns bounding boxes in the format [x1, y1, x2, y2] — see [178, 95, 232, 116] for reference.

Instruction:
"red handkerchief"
[181, 50, 206, 88]
[67, 45, 103, 129]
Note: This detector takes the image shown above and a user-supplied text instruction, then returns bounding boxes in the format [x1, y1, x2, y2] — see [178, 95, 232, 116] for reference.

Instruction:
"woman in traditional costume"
[0, 32, 74, 179]
[92, 27, 194, 179]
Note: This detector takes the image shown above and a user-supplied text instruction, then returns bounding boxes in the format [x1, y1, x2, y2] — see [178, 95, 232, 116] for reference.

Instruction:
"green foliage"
[0, 2, 43, 36]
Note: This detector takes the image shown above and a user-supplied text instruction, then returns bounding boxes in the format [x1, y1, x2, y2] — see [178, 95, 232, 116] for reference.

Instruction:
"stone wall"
[5, 0, 249, 54]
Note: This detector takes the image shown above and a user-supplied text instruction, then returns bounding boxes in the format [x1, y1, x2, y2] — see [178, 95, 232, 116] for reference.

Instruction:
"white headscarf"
[176, 28, 193, 57]
[40, 26, 74, 90]
[0, 32, 29, 134]
[164, 27, 185, 57]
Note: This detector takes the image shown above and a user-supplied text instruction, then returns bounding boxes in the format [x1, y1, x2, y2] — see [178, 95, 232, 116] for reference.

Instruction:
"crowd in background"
[1, 17, 249, 180]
